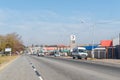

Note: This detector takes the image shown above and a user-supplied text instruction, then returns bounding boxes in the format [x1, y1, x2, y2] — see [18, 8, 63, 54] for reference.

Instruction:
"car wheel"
[85, 57, 87, 60]
[78, 57, 81, 59]
[73, 56, 75, 59]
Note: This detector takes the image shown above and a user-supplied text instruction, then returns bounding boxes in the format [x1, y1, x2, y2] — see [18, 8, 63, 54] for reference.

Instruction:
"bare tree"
[0, 33, 24, 55]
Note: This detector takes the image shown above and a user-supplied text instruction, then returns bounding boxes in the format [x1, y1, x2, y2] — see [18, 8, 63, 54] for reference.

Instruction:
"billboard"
[5, 48, 12, 52]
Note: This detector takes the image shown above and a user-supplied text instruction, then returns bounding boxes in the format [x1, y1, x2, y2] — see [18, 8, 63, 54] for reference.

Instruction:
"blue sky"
[0, 0, 120, 45]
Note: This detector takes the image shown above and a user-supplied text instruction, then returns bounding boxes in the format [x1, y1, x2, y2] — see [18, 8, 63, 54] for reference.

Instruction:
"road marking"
[29, 61, 44, 80]
[39, 76, 44, 80]
[35, 71, 41, 76]
[34, 68, 37, 71]
[32, 65, 35, 69]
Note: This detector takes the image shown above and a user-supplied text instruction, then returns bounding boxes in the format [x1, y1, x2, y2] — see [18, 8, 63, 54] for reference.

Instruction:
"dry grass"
[0, 55, 18, 65]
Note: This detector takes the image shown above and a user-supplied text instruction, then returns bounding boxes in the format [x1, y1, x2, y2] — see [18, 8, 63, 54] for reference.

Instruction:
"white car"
[37, 53, 44, 57]
[54, 54, 60, 57]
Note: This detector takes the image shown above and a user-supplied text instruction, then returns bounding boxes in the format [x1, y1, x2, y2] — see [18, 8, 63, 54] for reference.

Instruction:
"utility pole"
[91, 25, 95, 59]
[119, 33, 120, 45]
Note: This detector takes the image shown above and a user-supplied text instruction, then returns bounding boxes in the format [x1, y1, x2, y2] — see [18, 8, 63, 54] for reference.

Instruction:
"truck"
[71, 47, 88, 60]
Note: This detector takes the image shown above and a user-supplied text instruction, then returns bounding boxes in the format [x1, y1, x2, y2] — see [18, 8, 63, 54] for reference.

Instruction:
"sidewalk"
[61, 56, 120, 67]
[0, 55, 39, 80]
[92, 59, 120, 64]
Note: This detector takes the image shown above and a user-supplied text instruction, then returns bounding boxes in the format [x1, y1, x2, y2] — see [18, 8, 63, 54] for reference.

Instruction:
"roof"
[74, 47, 86, 50]
[44, 47, 56, 51]
[57, 45, 67, 47]
[94, 47, 106, 50]
[85, 46, 98, 50]
[100, 40, 113, 47]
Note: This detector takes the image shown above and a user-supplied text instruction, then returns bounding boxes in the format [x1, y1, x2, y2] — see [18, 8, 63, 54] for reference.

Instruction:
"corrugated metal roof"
[100, 40, 113, 47]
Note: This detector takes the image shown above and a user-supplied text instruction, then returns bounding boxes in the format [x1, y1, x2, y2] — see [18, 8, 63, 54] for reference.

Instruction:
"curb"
[60, 56, 120, 68]
[88, 60, 120, 68]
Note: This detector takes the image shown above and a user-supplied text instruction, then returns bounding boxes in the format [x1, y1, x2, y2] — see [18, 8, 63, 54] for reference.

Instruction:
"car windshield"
[78, 49, 86, 53]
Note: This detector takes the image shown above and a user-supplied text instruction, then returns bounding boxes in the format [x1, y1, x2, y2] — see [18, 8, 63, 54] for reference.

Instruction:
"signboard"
[5, 48, 12, 52]
[70, 35, 76, 41]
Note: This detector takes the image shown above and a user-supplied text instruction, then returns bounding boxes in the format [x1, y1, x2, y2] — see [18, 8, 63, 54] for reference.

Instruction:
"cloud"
[0, 8, 120, 45]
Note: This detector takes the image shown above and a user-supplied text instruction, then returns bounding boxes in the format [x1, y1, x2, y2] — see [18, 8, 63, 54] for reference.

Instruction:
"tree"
[0, 32, 24, 55]
[0, 35, 6, 52]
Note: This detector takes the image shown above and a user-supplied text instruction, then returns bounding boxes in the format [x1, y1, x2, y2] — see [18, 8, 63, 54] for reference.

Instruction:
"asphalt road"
[28, 55, 120, 80]
[0, 54, 120, 80]
[0, 55, 39, 80]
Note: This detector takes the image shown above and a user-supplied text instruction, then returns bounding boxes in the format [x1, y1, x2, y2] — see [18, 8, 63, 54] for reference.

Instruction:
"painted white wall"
[113, 37, 119, 46]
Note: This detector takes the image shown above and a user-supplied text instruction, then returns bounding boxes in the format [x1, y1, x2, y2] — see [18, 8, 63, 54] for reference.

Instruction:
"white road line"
[29, 61, 44, 80]
[33, 68, 37, 71]
[39, 76, 44, 80]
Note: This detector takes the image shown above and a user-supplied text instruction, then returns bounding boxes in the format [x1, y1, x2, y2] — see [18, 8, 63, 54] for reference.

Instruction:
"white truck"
[72, 47, 88, 60]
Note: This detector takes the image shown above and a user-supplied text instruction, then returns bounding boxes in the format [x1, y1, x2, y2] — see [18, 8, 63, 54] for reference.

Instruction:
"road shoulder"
[0, 55, 20, 71]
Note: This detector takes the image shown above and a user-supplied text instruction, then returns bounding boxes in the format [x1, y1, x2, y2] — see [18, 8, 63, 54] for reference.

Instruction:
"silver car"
[37, 52, 44, 57]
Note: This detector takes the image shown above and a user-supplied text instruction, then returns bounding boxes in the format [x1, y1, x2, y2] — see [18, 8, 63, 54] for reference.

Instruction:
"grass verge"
[0, 55, 18, 69]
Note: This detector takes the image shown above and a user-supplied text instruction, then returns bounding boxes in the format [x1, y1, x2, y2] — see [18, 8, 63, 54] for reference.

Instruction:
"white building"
[113, 37, 120, 46]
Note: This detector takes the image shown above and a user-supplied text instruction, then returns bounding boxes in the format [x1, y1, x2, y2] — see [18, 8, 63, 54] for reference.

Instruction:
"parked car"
[53, 50, 60, 57]
[72, 47, 88, 60]
[54, 53, 60, 57]
[37, 52, 44, 57]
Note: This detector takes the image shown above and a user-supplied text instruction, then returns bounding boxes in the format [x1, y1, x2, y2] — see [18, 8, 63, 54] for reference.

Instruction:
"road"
[0, 54, 120, 80]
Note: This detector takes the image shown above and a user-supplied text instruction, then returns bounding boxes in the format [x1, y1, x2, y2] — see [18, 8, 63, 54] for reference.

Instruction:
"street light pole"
[119, 33, 120, 45]
[80, 20, 95, 58]
[91, 25, 95, 59]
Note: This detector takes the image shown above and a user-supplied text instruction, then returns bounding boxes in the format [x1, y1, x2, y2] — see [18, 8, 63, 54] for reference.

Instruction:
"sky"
[0, 0, 120, 46]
